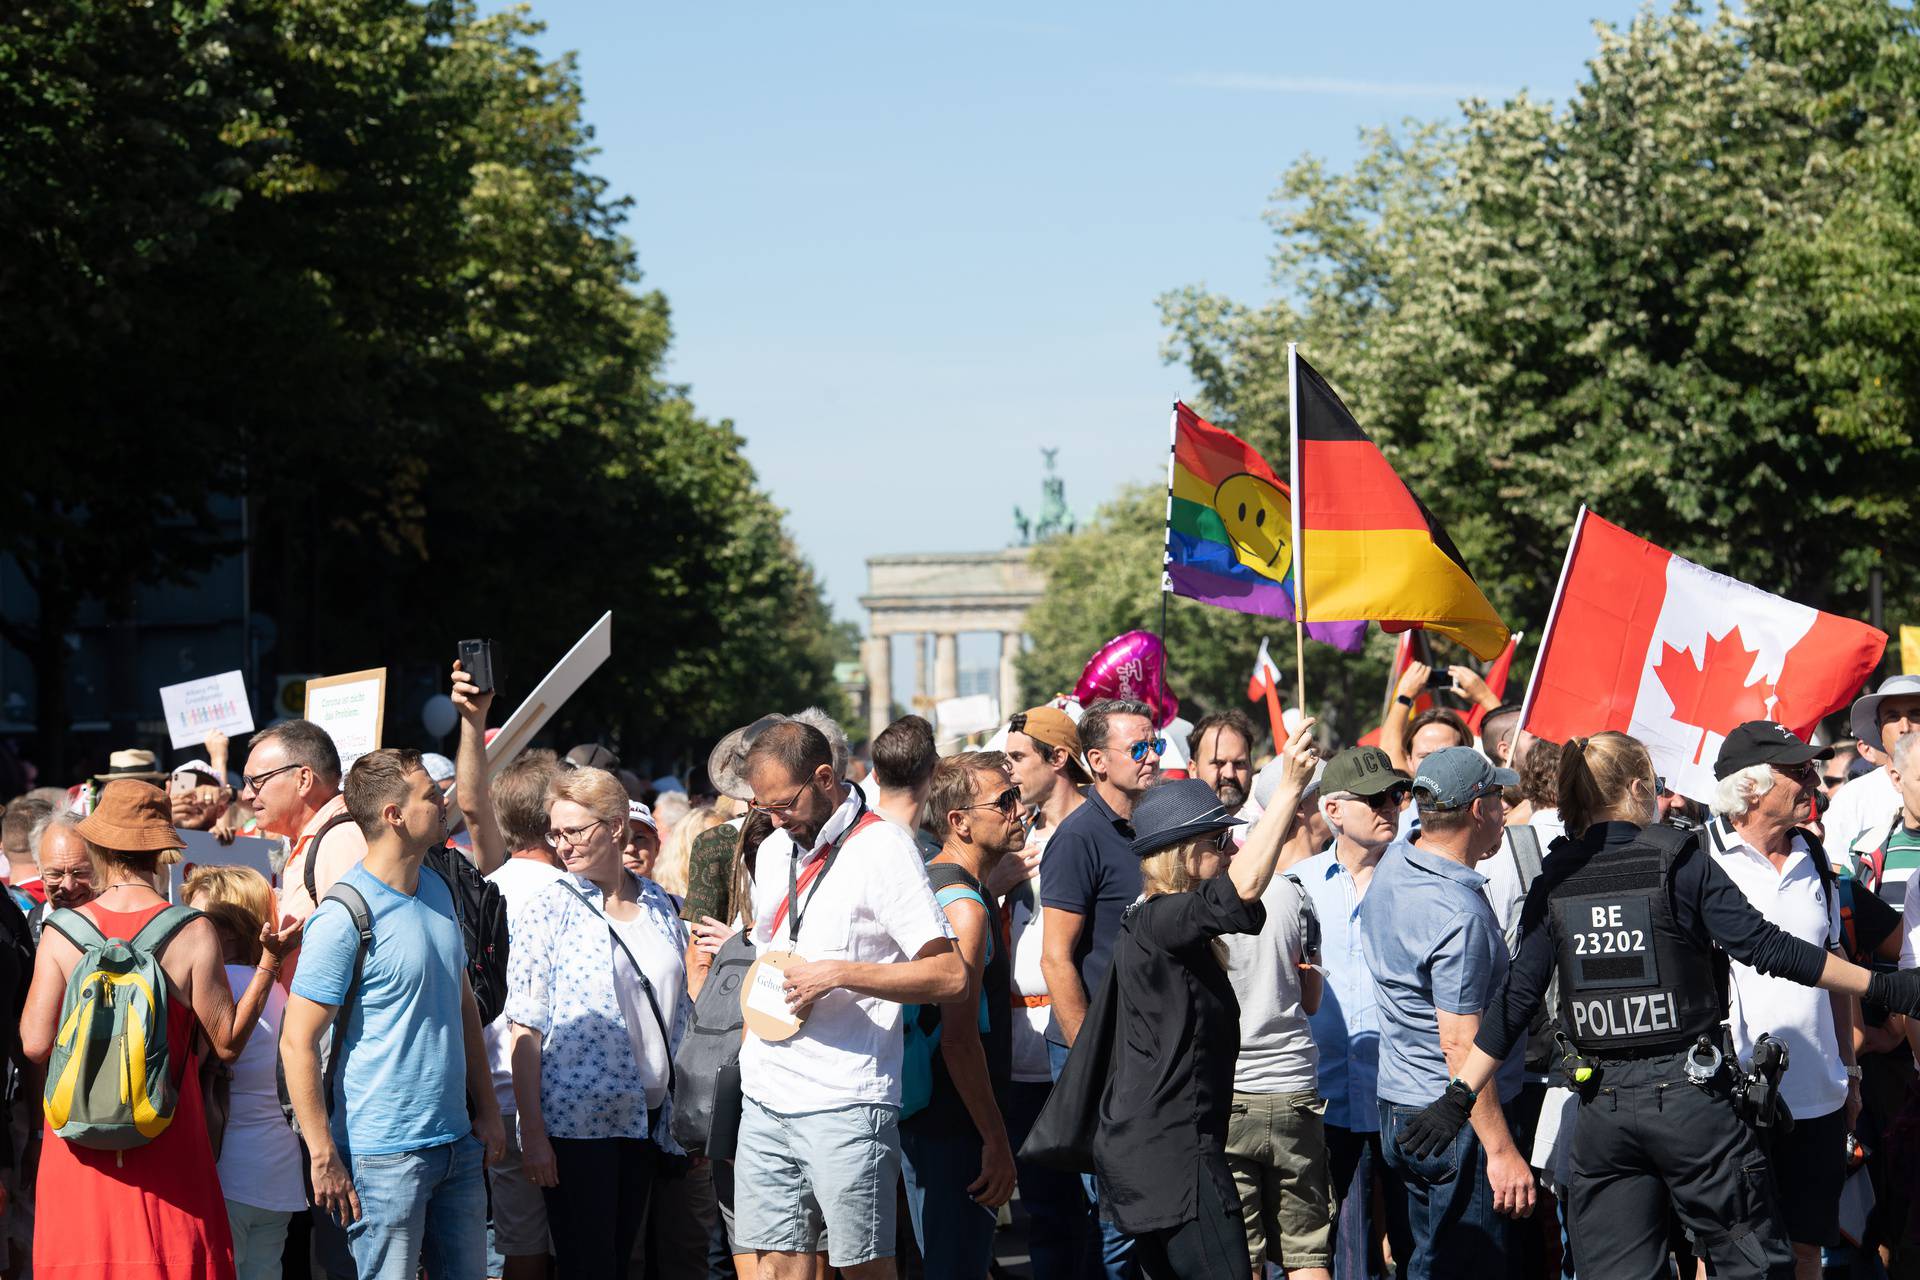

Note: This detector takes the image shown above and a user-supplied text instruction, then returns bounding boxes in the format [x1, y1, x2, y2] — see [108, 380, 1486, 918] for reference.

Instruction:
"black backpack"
[424, 844, 511, 1026]
[304, 819, 510, 1023]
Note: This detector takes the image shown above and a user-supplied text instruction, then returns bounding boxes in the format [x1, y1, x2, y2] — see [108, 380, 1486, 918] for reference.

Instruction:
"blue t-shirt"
[290, 863, 469, 1155]
[1038, 787, 1141, 1046]
[1359, 840, 1523, 1107]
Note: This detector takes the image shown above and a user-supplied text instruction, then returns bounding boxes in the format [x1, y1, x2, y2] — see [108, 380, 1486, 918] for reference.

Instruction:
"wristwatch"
[1396, 694, 1415, 707]
[1845, 1065, 1863, 1080]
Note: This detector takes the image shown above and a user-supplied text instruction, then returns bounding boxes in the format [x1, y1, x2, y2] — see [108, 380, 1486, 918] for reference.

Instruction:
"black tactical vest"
[1546, 823, 1722, 1056]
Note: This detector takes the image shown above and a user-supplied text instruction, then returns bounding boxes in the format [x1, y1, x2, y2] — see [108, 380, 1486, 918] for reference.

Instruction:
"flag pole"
[1287, 344, 1307, 718]
[1517, 506, 1589, 736]
[1160, 403, 1178, 719]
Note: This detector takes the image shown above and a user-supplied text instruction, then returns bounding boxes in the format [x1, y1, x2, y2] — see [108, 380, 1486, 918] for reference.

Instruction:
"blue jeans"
[1050, 1038, 1136, 1280]
[900, 1115, 998, 1280]
[1378, 1100, 1509, 1280]
[342, 1134, 488, 1280]
[1006, 1079, 1097, 1280]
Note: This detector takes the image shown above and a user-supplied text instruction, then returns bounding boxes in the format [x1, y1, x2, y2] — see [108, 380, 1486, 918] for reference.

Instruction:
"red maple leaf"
[1653, 627, 1777, 763]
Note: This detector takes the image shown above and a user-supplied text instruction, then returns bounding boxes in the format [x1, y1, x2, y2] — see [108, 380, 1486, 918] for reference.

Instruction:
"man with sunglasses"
[242, 720, 368, 967]
[1038, 696, 1161, 1280]
[1296, 747, 1414, 1277]
[1707, 721, 1856, 1280]
[900, 752, 1026, 1280]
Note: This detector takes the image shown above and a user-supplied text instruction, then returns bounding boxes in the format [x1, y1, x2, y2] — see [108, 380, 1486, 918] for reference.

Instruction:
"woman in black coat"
[1092, 724, 1319, 1280]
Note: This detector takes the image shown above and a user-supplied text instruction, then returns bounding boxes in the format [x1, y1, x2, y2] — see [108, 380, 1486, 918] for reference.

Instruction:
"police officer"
[1392, 730, 1920, 1280]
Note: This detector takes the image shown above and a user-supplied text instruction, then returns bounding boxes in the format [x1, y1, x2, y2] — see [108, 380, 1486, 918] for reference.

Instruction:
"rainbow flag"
[1164, 403, 1367, 651]
[1291, 351, 1511, 661]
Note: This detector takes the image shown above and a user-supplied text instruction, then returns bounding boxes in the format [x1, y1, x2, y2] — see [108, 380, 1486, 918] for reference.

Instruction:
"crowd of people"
[6, 658, 1920, 1280]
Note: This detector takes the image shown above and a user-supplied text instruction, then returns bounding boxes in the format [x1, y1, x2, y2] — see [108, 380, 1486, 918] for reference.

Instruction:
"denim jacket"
[504, 871, 691, 1149]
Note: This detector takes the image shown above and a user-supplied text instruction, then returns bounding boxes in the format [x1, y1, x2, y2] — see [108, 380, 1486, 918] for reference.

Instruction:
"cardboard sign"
[485, 612, 613, 776]
[304, 668, 387, 772]
[168, 829, 283, 907]
[741, 949, 806, 1041]
[935, 693, 1000, 741]
[158, 670, 255, 750]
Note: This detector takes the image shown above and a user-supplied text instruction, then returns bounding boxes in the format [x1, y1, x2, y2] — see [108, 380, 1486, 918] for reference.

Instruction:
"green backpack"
[43, 905, 201, 1150]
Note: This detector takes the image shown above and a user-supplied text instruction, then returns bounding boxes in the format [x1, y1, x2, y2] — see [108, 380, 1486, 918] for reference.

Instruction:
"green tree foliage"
[0, 0, 845, 776]
[1035, 0, 1920, 743]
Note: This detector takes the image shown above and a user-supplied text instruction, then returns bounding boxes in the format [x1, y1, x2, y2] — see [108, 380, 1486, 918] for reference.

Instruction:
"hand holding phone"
[457, 639, 495, 694]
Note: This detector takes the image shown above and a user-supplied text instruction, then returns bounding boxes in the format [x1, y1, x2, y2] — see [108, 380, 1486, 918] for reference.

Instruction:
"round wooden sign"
[741, 949, 807, 1042]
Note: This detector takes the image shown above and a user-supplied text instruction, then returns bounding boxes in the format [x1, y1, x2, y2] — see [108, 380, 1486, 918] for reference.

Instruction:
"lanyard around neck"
[772, 793, 866, 946]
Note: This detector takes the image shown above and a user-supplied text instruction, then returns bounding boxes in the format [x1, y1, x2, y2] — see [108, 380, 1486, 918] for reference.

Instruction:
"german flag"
[1291, 351, 1511, 661]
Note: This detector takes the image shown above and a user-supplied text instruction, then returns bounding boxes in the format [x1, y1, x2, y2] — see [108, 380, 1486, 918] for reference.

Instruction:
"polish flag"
[1520, 508, 1885, 802]
[1248, 637, 1283, 703]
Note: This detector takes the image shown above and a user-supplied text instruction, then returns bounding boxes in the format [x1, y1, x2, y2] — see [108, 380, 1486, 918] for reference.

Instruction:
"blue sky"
[497, 0, 1644, 689]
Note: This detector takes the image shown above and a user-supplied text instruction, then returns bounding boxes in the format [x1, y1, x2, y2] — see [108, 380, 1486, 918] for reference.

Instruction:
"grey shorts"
[733, 1096, 898, 1268]
[487, 1125, 551, 1257]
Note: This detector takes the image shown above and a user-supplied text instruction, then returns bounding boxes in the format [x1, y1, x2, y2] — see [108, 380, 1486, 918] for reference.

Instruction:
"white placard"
[158, 670, 255, 750]
[485, 613, 613, 777]
[304, 668, 387, 772]
[168, 829, 283, 906]
[935, 693, 1001, 741]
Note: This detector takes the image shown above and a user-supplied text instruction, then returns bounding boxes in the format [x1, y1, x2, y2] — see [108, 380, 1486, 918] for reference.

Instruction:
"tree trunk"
[32, 582, 75, 787]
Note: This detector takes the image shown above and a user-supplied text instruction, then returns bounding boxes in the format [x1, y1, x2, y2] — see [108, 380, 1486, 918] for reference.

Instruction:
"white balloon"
[422, 694, 458, 739]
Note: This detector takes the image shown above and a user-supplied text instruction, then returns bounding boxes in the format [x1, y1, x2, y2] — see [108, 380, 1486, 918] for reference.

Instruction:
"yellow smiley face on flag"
[1213, 473, 1293, 584]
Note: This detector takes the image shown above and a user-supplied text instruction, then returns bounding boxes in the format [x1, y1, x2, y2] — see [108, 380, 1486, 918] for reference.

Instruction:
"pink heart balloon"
[1074, 630, 1179, 728]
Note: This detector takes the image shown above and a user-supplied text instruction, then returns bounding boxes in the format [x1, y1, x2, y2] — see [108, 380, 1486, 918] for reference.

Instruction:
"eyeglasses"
[1212, 828, 1236, 852]
[749, 782, 810, 816]
[544, 817, 607, 849]
[962, 786, 1021, 817]
[1774, 761, 1821, 784]
[1127, 738, 1166, 764]
[41, 866, 92, 885]
[241, 763, 301, 794]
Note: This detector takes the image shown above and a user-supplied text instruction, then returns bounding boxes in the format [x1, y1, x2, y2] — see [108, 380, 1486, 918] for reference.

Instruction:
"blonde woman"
[505, 766, 691, 1280]
[654, 803, 724, 902]
[1089, 727, 1319, 1280]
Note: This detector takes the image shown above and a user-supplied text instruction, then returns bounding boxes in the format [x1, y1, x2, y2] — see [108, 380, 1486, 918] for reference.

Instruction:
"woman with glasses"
[1087, 724, 1319, 1280]
[504, 766, 692, 1280]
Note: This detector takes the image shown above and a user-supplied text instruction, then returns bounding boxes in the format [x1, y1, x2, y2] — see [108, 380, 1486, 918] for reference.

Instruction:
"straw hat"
[75, 781, 183, 853]
[93, 748, 166, 784]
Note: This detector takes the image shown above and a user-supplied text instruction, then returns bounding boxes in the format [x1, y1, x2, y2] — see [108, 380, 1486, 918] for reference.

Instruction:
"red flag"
[1521, 509, 1885, 801]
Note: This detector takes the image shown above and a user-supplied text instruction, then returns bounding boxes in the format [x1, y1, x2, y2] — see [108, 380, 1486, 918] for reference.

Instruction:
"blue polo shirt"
[1039, 785, 1141, 1046]
[1296, 848, 1382, 1132]
[1359, 839, 1523, 1107]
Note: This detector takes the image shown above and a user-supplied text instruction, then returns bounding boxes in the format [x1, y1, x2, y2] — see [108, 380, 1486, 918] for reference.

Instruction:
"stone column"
[914, 635, 930, 711]
[998, 632, 1023, 719]
[934, 632, 960, 704]
[864, 634, 892, 745]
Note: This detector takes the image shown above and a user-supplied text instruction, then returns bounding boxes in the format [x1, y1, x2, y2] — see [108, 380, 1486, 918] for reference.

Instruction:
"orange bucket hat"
[75, 781, 182, 853]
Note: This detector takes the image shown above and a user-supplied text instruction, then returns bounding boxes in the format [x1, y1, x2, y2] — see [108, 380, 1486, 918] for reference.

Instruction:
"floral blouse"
[504, 870, 691, 1148]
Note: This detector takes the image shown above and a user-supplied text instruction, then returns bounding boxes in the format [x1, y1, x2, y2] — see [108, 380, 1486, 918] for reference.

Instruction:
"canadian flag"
[1520, 508, 1885, 802]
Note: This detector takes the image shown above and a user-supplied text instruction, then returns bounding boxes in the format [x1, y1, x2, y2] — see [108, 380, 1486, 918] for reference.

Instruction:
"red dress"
[34, 901, 237, 1280]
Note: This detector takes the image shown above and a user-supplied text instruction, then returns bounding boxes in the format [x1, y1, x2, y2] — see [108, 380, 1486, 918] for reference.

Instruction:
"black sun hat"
[1129, 778, 1246, 858]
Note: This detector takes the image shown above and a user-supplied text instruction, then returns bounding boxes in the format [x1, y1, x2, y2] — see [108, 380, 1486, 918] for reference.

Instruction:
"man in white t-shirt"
[1709, 723, 1857, 1280]
[734, 721, 964, 1280]
[1826, 676, 1920, 872]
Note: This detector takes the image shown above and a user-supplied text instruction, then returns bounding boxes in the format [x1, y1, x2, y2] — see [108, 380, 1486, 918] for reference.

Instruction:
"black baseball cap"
[1712, 721, 1833, 780]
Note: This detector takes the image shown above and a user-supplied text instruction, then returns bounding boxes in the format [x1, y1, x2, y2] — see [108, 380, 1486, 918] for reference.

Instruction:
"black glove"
[1868, 968, 1920, 1016]
[1396, 1080, 1476, 1159]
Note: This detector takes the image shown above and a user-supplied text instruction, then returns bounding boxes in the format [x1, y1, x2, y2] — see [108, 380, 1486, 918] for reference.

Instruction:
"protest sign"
[168, 829, 282, 906]
[485, 612, 613, 776]
[158, 670, 255, 749]
[936, 693, 1000, 742]
[304, 667, 387, 772]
